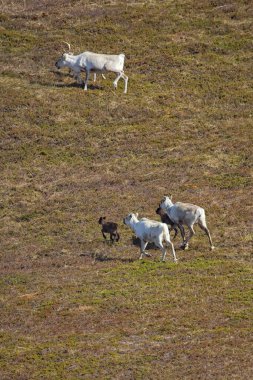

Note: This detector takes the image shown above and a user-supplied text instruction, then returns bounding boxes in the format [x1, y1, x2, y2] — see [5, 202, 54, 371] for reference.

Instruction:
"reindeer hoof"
[210, 246, 215, 251]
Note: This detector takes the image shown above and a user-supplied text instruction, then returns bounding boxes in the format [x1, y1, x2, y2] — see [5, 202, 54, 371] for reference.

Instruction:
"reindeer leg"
[172, 226, 178, 240]
[198, 223, 215, 250]
[84, 70, 90, 91]
[121, 71, 128, 94]
[113, 71, 128, 93]
[139, 241, 149, 259]
[76, 73, 83, 85]
[113, 72, 121, 89]
[156, 241, 167, 262]
[178, 224, 186, 249]
[167, 241, 178, 262]
[183, 225, 195, 250]
[110, 233, 114, 242]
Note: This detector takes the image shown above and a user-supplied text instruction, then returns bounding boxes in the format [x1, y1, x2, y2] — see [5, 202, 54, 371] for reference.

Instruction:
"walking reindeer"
[55, 43, 128, 93]
[159, 195, 214, 250]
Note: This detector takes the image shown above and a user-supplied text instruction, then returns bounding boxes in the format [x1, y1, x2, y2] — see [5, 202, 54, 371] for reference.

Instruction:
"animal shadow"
[42, 70, 103, 90]
[92, 252, 134, 263]
[131, 236, 158, 250]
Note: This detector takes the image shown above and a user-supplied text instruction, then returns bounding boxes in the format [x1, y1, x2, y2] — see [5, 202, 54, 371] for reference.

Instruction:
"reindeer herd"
[55, 44, 214, 262]
[99, 196, 214, 263]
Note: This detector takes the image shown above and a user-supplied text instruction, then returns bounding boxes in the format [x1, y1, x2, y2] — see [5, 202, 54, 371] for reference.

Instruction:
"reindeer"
[98, 217, 120, 242]
[160, 195, 214, 250]
[55, 43, 128, 93]
[123, 213, 177, 262]
[156, 206, 185, 240]
[59, 42, 106, 84]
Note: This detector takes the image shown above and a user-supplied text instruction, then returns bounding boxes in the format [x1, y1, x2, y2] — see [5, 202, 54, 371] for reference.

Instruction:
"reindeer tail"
[162, 223, 171, 244]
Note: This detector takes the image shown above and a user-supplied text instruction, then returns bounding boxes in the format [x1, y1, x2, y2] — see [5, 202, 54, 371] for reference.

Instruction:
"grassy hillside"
[0, 0, 252, 379]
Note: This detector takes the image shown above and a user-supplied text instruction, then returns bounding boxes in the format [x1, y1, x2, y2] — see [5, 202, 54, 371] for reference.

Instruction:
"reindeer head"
[55, 42, 74, 69]
[123, 213, 139, 226]
[160, 195, 173, 210]
[156, 207, 164, 216]
[55, 53, 67, 69]
[98, 217, 106, 225]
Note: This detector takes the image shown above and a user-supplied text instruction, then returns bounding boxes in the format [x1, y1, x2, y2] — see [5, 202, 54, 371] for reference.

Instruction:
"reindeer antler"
[63, 41, 71, 51]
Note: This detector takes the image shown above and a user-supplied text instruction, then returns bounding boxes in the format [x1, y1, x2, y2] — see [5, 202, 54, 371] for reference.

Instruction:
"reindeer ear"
[169, 194, 173, 200]
[136, 213, 139, 218]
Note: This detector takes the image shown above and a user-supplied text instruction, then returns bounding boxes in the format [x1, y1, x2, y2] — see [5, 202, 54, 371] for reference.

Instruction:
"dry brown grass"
[0, 0, 252, 379]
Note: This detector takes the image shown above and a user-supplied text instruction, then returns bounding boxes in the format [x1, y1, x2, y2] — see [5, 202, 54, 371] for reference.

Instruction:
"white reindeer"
[159, 195, 215, 251]
[123, 213, 178, 262]
[59, 42, 106, 84]
[55, 50, 128, 93]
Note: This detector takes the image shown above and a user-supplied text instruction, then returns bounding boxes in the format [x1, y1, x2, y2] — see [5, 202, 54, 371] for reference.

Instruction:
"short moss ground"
[0, 0, 252, 379]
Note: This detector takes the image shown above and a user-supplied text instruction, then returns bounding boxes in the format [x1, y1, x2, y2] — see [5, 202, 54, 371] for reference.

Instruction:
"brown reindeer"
[98, 217, 120, 242]
[156, 207, 185, 241]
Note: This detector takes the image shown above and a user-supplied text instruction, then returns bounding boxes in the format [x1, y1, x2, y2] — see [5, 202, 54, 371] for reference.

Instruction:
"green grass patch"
[209, 173, 251, 189]
[0, 1, 252, 379]
[0, 28, 37, 53]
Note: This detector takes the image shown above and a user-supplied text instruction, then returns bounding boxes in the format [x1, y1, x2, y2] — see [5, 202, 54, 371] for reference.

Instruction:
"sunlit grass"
[0, 0, 252, 379]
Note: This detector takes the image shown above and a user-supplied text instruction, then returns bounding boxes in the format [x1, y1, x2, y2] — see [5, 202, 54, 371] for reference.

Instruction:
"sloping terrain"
[0, 0, 252, 379]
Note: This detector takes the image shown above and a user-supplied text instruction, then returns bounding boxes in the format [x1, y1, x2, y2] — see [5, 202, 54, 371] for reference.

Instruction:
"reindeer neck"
[65, 54, 76, 64]
[130, 216, 139, 228]
[165, 199, 174, 209]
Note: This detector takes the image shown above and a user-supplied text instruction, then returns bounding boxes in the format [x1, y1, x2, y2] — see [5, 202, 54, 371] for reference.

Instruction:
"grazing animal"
[55, 49, 128, 93]
[156, 207, 185, 240]
[60, 42, 106, 84]
[63, 41, 106, 84]
[123, 213, 177, 262]
[98, 217, 120, 242]
[159, 195, 214, 250]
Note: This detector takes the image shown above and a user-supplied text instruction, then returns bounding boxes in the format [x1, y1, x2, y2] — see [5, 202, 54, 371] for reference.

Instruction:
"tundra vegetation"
[0, 0, 252, 379]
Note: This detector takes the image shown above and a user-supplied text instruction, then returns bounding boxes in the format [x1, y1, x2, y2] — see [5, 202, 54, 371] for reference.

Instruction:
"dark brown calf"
[156, 207, 185, 240]
[98, 217, 120, 242]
